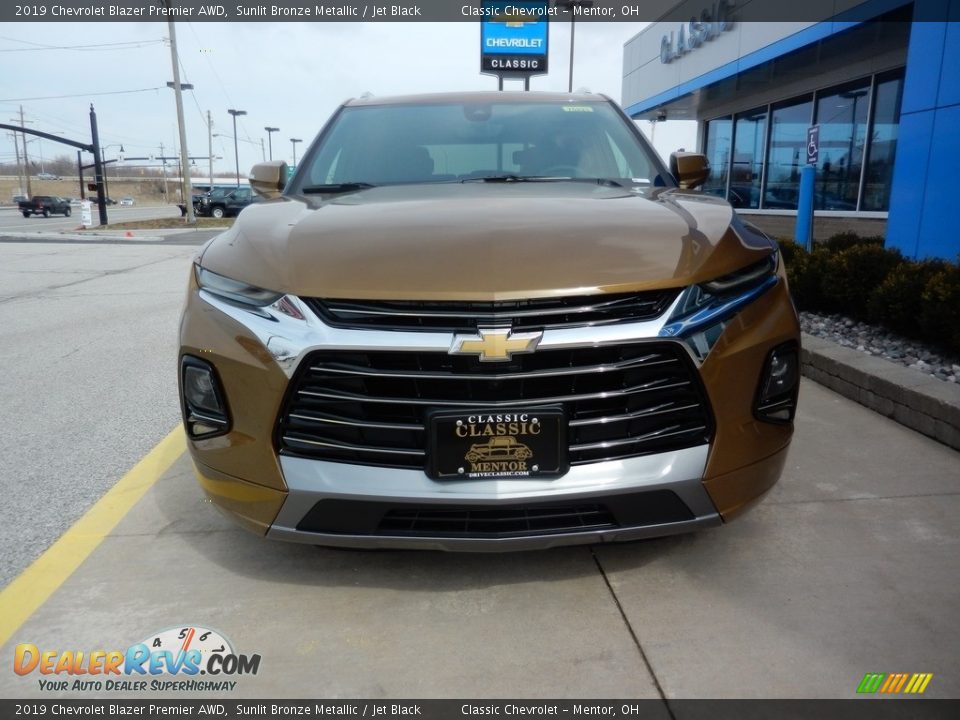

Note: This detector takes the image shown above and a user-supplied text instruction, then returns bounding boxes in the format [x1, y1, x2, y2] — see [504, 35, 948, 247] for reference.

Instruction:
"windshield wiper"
[461, 174, 562, 183]
[461, 175, 625, 187]
[301, 182, 377, 194]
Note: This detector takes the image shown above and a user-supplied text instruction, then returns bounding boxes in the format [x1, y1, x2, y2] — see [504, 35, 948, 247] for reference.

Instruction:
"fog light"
[754, 343, 799, 423]
[180, 356, 230, 438]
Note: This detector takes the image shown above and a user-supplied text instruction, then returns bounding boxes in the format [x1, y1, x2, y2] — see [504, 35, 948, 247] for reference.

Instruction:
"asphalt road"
[0, 203, 181, 234]
[0, 239, 957, 698]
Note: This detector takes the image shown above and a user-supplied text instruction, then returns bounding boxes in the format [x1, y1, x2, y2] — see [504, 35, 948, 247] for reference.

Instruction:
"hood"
[200, 183, 774, 301]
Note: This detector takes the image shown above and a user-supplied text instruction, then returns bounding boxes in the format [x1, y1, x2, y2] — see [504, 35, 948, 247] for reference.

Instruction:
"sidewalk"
[0, 227, 220, 244]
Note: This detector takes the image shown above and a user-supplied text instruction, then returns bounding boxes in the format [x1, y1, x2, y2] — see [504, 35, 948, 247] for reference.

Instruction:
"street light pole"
[228, 108, 247, 186]
[207, 110, 213, 188]
[290, 137, 302, 166]
[264, 126, 279, 161]
[555, 0, 593, 92]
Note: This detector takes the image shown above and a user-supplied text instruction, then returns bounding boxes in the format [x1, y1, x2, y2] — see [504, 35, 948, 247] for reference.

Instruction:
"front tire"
[22, 211, 30, 218]
[211, 206, 225, 219]
[64, 207, 71, 217]
[42, 209, 50, 218]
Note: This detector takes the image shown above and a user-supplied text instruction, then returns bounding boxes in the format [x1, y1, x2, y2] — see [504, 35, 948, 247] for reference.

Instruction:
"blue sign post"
[795, 125, 819, 251]
[480, 0, 550, 85]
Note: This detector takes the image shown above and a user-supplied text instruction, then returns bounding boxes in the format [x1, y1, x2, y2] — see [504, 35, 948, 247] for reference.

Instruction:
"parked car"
[196, 186, 258, 218]
[18, 195, 71, 218]
[179, 91, 801, 550]
[87, 197, 118, 205]
[69, 198, 84, 206]
[36, 172, 60, 181]
[120, 197, 135, 206]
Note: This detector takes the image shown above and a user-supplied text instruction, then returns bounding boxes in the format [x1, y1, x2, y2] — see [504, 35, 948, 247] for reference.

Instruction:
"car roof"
[343, 90, 609, 108]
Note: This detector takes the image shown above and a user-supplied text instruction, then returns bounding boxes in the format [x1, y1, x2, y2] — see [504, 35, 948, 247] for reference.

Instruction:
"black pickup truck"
[18, 195, 72, 218]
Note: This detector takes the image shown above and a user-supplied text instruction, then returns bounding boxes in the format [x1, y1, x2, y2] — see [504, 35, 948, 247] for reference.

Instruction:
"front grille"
[295, 491, 694, 538]
[303, 290, 680, 333]
[277, 342, 713, 470]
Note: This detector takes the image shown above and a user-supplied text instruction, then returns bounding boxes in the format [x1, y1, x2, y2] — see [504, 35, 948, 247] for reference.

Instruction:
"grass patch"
[100, 217, 234, 230]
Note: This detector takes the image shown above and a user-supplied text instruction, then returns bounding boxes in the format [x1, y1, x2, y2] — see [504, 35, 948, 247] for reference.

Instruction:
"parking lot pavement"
[0, 241, 199, 586]
[1, 378, 957, 698]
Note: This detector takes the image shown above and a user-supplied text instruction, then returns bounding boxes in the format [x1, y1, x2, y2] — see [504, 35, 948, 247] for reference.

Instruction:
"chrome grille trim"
[569, 425, 709, 452]
[303, 289, 681, 333]
[568, 401, 700, 427]
[277, 342, 714, 469]
[309, 353, 676, 381]
[297, 378, 692, 407]
[288, 412, 423, 431]
[283, 436, 426, 456]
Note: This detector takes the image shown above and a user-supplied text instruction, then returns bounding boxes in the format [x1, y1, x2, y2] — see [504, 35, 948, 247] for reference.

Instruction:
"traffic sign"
[806, 125, 820, 165]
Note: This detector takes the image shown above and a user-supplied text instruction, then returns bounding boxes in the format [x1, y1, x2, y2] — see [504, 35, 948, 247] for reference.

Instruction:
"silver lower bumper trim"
[266, 514, 722, 552]
[266, 446, 720, 550]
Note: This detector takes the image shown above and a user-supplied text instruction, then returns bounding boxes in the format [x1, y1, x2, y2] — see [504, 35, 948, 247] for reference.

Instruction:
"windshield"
[290, 99, 668, 191]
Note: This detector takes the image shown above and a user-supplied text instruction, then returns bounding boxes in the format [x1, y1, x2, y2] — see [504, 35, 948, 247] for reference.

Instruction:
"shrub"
[868, 260, 948, 336]
[819, 232, 885, 254]
[776, 238, 806, 268]
[920, 265, 960, 355]
[818, 244, 903, 320]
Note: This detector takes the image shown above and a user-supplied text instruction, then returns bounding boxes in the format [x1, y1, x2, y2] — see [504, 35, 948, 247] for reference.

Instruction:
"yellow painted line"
[0, 427, 185, 648]
[917, 673, 933, 694]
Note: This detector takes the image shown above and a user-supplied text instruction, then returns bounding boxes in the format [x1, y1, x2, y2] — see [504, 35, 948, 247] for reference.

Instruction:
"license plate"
[427, 408, 567, 480]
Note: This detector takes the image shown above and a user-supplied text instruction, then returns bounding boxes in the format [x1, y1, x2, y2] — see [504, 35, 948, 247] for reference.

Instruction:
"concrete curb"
[801, 333, 960, 450]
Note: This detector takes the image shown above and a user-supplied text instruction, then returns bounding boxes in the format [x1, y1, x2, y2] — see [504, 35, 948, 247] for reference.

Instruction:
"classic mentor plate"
[428, 408, 567, 480]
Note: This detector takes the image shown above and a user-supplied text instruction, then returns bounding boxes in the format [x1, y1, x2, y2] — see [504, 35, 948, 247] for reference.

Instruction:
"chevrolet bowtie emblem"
[450, 327, 543, 362]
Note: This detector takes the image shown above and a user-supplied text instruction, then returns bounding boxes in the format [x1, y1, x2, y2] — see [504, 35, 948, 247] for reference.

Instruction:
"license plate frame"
[427, 407, 567, 481]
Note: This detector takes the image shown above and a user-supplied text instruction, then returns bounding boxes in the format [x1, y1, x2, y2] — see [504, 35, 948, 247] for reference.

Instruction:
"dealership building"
[621, 0, 959, 260]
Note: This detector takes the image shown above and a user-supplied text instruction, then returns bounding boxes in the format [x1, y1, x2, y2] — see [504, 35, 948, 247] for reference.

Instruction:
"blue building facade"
[621, 0, 960, 261]
[886, 0, 960, 259]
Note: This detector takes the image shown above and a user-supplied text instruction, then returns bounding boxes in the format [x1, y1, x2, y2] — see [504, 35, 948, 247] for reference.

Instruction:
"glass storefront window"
[701, 116, 731, 199]
[862, 72, 904, 211]
[730, 108, 768, 209]
[813, 81, 871, 210]
[763, 96, 813, 210]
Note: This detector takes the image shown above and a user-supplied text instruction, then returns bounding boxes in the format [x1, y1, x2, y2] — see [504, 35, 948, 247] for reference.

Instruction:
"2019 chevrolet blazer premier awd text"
[178, 92, 801, 551]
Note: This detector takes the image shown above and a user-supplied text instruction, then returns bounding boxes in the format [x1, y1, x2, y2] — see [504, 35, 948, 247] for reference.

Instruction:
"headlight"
[660, 251, 779, 360]
[195, 265, 283, 307]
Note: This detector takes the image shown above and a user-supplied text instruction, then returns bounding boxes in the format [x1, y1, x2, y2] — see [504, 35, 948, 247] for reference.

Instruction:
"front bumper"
[180, 263, 799, 549]
[266, 446, 721, 551]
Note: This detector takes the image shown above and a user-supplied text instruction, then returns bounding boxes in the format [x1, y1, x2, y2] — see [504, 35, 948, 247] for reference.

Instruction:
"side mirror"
[670, 152, 710, 190]
[249, 161, 288, 199]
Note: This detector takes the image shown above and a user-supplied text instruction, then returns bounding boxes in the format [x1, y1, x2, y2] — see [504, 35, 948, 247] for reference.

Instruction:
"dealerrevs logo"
[13, 625, 260, 692]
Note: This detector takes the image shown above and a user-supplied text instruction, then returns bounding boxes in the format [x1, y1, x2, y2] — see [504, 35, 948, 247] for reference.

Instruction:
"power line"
[0, 36, 165, 52]
[0, 87, 163, 103]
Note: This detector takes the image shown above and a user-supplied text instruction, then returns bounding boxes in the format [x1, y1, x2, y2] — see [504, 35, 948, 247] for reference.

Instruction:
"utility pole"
[207, 110, 213, 187]
[19, 106, 32, 197]
[10, 132, 24, 196]
[166, 14, 196, 223]
[260, 138, 266, 162]
[160, 142, 168, 201]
